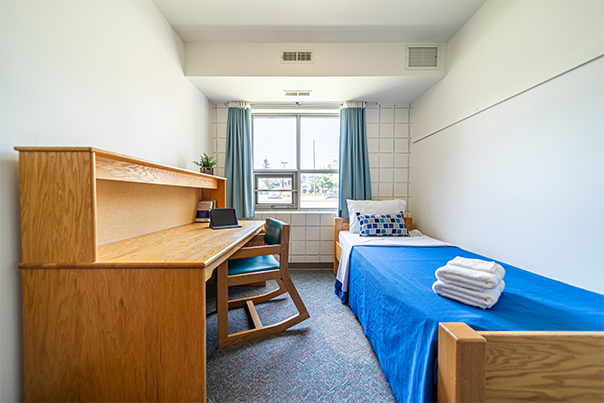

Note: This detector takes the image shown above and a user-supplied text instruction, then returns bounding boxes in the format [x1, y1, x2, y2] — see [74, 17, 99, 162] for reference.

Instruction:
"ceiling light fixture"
[283, 90, 312, 97]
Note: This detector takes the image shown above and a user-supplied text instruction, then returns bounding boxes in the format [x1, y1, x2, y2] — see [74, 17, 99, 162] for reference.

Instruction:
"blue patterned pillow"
[356, 212, 409, 237]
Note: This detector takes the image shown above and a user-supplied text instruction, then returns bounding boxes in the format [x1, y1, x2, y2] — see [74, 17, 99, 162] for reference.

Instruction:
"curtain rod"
[218, 102, 388, 108]
[251, 104, 342, 110]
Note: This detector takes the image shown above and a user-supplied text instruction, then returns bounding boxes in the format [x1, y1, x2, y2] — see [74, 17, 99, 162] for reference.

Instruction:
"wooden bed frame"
[333, 216, 412, 274]
[333, 217, 604, 403]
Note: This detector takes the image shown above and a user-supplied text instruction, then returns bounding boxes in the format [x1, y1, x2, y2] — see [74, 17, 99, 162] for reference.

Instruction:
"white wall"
[411, 0, 604, 293]
[412, 0, 604, 138]
[0, 1, 211, 400]
[186, 42, 446, 77]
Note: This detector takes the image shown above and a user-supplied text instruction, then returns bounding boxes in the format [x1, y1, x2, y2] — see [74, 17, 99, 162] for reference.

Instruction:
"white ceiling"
[152, 0, 487, 103]
[187, 76, 445, 104]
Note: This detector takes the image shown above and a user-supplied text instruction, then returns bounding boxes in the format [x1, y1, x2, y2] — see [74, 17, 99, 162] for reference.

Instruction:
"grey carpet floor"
[205, 269, 397, 403]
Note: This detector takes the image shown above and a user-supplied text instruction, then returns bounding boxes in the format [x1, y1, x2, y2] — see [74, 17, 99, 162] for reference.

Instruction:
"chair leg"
[280, 275, 310, 323]
[218, 274, 310, 349]
[219, 312, 309, 348]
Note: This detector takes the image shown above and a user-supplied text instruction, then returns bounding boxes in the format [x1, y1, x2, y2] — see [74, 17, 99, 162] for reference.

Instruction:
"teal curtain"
[225, 102, 254, 218]
[339, 103, 372, 217]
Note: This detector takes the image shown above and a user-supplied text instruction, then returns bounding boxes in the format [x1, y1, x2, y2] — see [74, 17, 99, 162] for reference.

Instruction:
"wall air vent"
[283, 90, 312, 97]
[406, 45, 440, 70]
[281, 50, 314, 64]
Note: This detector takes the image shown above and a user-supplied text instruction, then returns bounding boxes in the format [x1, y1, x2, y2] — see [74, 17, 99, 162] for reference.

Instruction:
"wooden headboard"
[333, 216, 413, 274]
[334, 217, 413, 242]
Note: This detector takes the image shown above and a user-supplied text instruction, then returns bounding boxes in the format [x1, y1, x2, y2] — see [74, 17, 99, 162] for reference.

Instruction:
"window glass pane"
[253, 116, 297, 170]
[257, 177, 292, 191]
[257, 176, 293, 205]
[257, 191, 293, 205]
[300, 173, 339, 209]
[300, 117, 340, 170]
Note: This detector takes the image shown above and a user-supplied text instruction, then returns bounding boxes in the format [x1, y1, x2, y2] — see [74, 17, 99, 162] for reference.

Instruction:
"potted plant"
[192, 153, 218, 175]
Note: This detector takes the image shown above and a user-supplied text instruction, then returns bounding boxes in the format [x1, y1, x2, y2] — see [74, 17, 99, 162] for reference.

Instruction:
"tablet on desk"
[209, 208, 242, 229]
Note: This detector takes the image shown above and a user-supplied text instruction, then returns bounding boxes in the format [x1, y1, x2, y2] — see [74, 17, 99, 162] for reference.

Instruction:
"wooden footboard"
[333, 216, 412, 275]
[438, 322, 604, 403]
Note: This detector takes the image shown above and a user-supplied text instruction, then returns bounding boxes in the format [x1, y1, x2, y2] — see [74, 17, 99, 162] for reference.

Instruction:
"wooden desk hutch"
[15, 147, 263, 402]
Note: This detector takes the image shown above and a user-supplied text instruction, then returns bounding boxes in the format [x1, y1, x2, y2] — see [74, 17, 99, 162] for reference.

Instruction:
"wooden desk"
[15, 147, 263, 402]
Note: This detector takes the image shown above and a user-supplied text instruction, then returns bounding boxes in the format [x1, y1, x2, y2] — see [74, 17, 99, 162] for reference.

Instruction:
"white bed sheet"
[336, 230, 454, 292]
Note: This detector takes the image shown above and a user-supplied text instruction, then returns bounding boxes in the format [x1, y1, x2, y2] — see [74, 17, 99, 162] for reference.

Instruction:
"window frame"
[254, 172, 297, 208]
[252, 112, 340, 211]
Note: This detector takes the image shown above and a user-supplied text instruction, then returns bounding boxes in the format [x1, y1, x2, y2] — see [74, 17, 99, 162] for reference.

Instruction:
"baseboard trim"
[289, 263, 333, 270]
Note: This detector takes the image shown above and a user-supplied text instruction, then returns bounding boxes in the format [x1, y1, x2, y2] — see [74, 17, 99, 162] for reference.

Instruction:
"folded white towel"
[432, 280, 505, 309]
[436, 264, 503, 292]
[448, 256, 505, 276]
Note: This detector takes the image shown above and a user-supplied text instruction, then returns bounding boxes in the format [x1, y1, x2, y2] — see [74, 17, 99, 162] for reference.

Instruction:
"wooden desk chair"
[217, 218, 310, 348]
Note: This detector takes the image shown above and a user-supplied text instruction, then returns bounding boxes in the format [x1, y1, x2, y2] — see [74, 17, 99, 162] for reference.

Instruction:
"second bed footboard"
[438, 322, 604, 403]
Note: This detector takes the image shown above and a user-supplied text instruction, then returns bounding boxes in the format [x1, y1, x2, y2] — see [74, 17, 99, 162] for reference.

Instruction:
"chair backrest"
[264, 218, 282, 245]
[264, 218, 289, 271]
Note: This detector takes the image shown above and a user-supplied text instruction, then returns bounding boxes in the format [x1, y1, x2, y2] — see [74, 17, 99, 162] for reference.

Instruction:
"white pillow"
[347, 199, 407, 234]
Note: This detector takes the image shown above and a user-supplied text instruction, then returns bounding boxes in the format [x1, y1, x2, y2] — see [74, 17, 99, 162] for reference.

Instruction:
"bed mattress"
[336, 241, 604, 403]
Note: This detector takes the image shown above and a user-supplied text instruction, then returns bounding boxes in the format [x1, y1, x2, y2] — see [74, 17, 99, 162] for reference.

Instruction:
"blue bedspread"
[335, 245, 604, 403]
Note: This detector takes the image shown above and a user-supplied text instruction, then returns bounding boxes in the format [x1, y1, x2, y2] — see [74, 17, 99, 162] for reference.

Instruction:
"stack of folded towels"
[432, 256, 506, 309]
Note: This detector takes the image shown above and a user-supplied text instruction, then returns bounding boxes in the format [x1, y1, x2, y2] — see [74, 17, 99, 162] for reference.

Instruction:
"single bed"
[334, 217, 604, 403]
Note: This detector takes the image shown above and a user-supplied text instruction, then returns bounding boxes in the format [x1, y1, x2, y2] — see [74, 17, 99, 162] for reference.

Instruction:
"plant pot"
[200, 167, 214, 175]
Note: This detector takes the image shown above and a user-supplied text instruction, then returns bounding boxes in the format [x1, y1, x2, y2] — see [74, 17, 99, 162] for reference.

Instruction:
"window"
[252, 113, 340, 209]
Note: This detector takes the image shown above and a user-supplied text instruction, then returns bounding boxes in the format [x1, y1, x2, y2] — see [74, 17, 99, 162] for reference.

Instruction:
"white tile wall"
[252, 211, 338, 263]
[366, 103, 411, 211]
[211, 105, 228, 178]
[211, 103, 412, 262]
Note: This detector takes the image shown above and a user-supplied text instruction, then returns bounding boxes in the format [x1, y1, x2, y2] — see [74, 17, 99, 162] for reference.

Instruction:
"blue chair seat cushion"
[228, 255, 280, 276]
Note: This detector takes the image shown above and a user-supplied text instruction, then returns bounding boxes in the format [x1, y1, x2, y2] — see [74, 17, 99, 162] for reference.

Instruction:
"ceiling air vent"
[406, 45, 440, 70]
[283, 90, 312, 97]
[281, 50, 314, 64]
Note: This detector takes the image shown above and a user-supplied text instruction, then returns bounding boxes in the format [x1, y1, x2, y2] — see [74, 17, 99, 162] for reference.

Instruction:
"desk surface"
[99, 221, 264, 265]
[20, 221, 265, 277]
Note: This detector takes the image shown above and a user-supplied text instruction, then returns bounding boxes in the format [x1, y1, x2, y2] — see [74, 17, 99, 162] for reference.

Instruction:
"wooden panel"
[16, 146, 98, 152]
[18, 151, 97, 263]
[438, 323, 486, 403]
[202, 179, 226, 208]
[22, 268, 206, 402]
[16, 147, 226, 190]
[482, 332, 604, 402]
[96, 180, 199, 245]
[95, 156, 219, 189]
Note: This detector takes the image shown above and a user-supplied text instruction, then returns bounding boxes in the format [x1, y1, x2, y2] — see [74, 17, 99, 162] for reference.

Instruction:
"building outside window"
[252, 113, 340, 210]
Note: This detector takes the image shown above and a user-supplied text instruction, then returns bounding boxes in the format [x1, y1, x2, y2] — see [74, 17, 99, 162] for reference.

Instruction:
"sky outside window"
[300, 117, 340, 169]
[253, 117, 296, 170]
